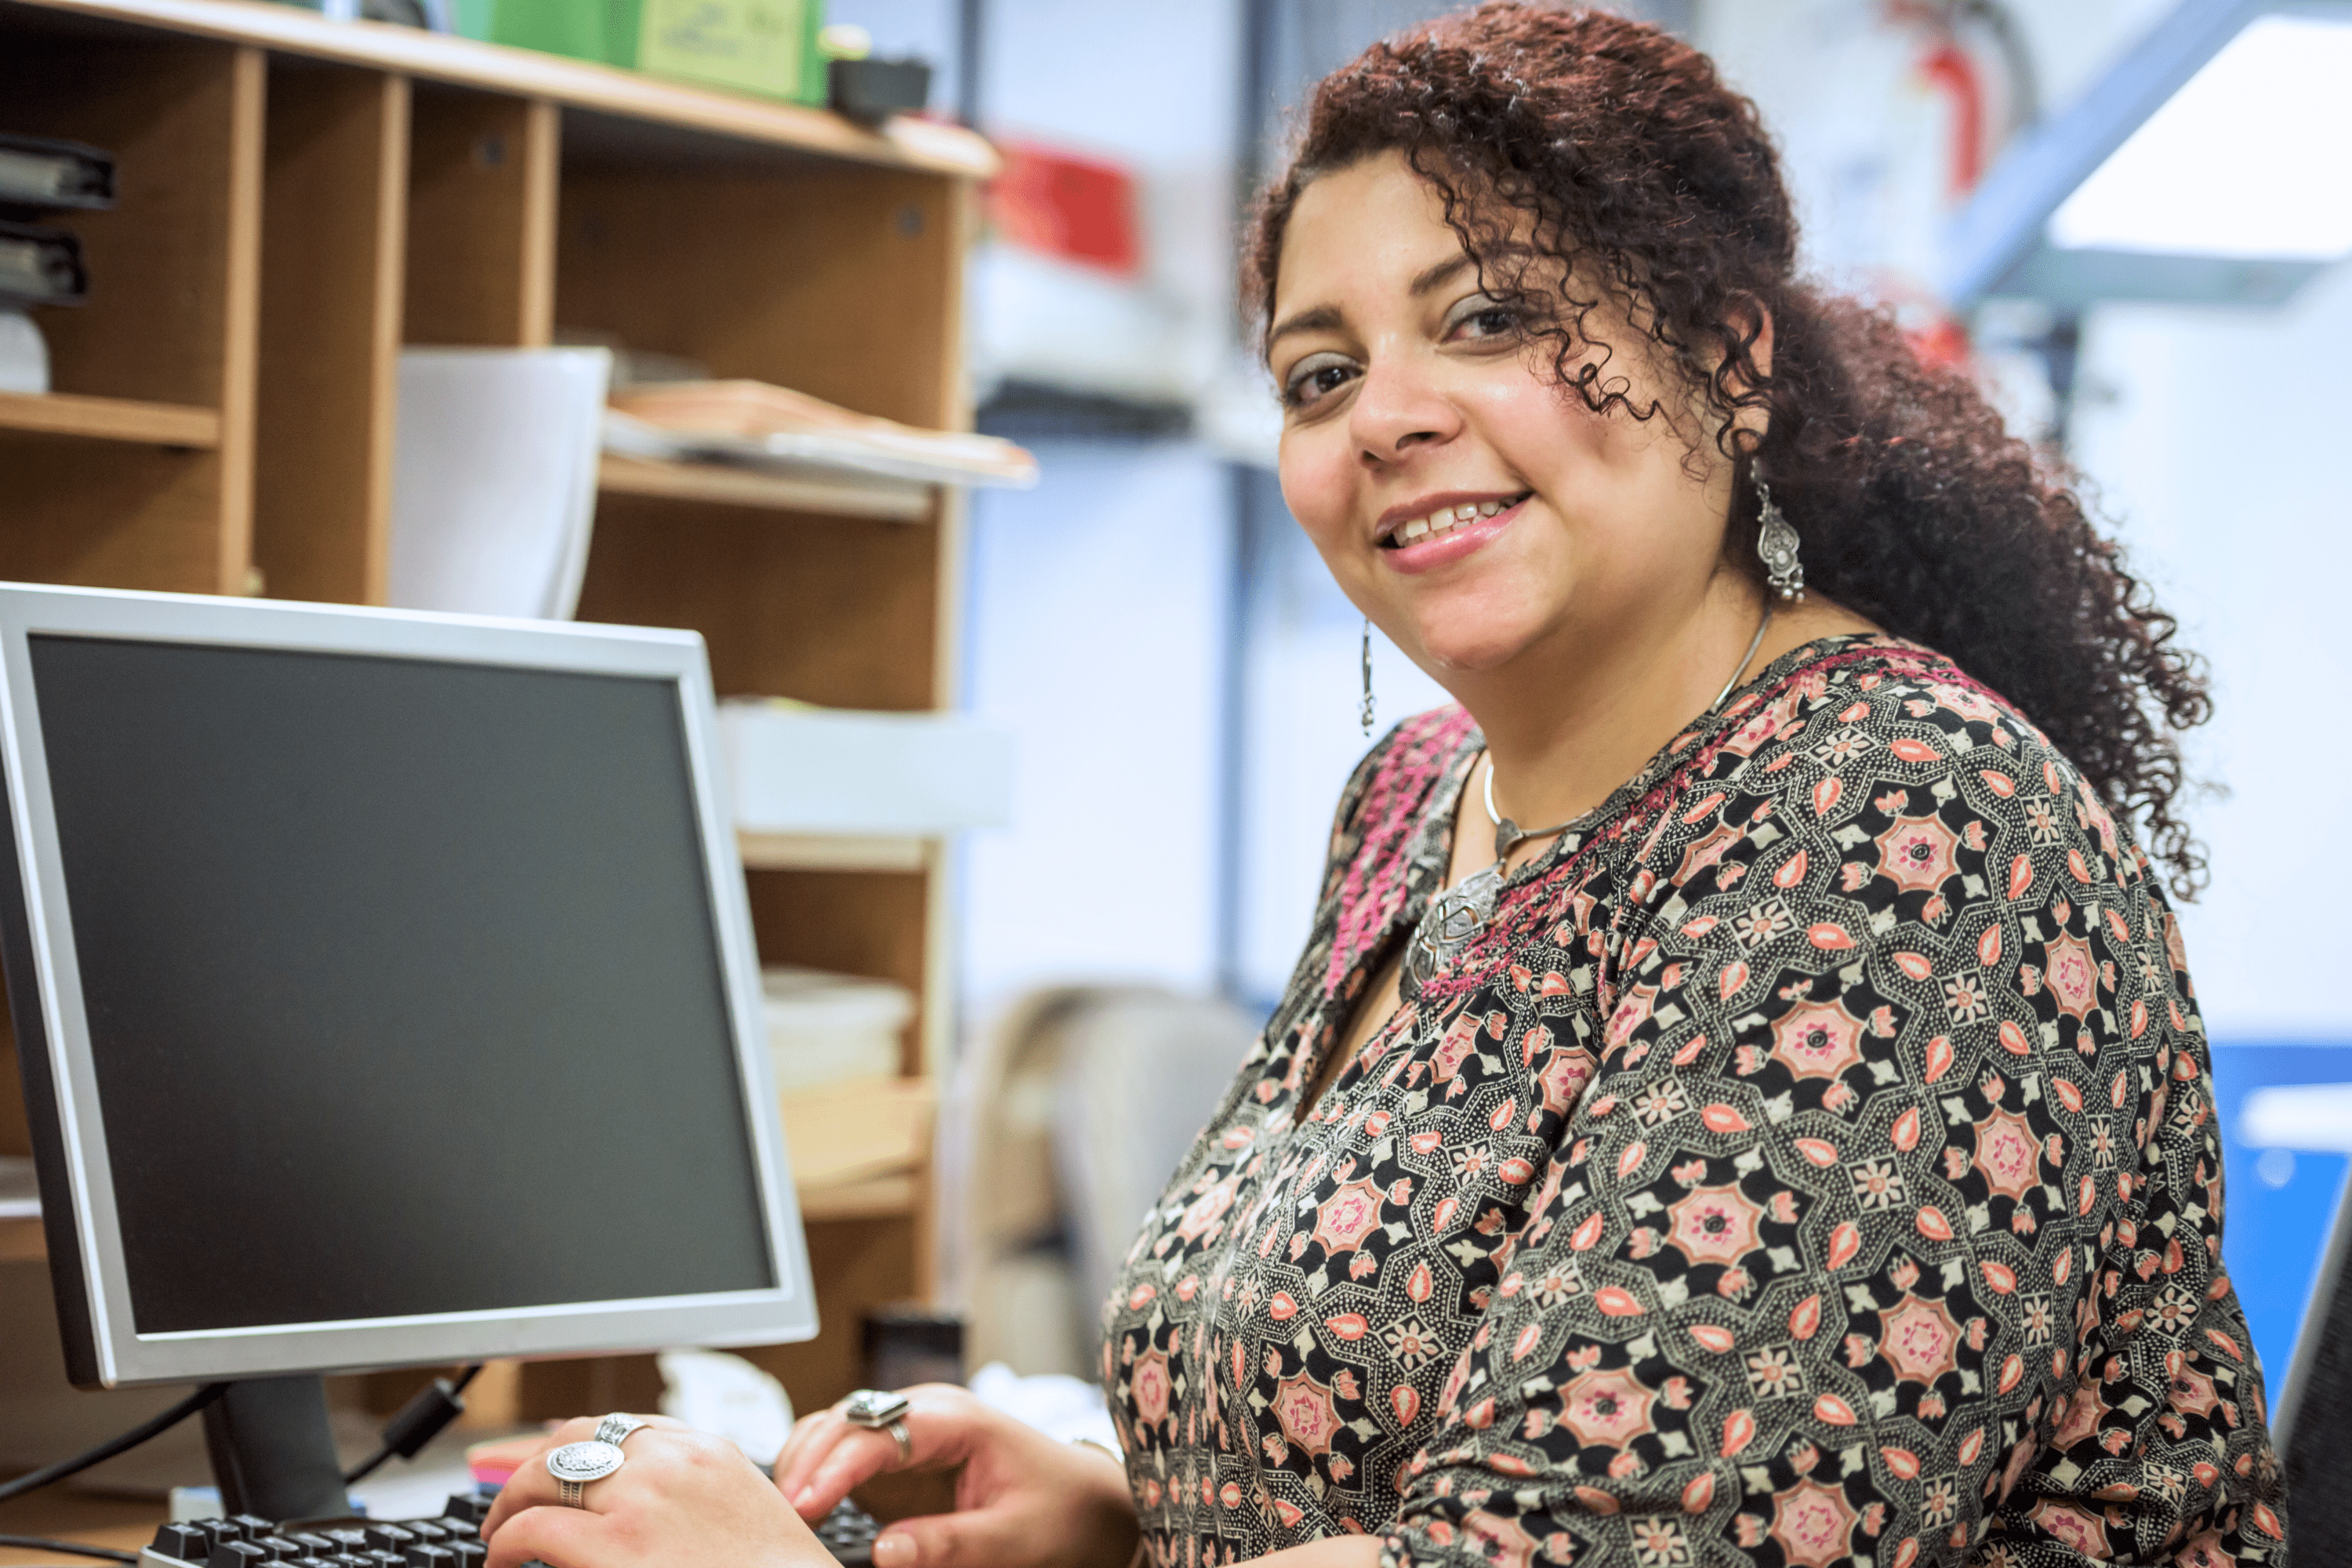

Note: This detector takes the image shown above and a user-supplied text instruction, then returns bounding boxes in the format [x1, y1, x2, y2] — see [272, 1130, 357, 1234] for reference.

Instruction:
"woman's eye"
[1282, 356, 1358, 410]
[1446, 297, 1521, 342]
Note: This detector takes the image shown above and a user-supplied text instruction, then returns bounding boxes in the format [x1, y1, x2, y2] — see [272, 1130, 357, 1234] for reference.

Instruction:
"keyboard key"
[402, 1522, 451, 1543]
[286, 1534, 338, 1555]
[199, 1521, 247, 1547]
[151, 1523, 212, 1561]
[254, 1540, 303, 1560]
[445, 1541, 486, 1568]
[230, 1516, 278, 1541]
[403, 1547, 455, 1568]
[321, 1530, 371, 1553]
[209, 1543, 270, 1568]
[441, 1494, 492, 1525]
[362, 1526, 416, 1552]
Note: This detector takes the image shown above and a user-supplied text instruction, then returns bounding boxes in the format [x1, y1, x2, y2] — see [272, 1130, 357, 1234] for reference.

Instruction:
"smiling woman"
[480, 8, 2280, 1568]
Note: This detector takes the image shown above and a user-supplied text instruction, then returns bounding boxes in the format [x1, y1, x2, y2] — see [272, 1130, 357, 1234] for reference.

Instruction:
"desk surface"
[0, 1483, 164, 1565]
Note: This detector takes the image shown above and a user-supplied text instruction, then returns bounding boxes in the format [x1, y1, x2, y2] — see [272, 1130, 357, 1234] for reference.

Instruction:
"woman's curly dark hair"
[1246, 2, 2212, 894]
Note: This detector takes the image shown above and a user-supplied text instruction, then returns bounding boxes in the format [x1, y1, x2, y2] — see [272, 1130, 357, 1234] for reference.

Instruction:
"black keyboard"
[140, 1490, 880, 1568]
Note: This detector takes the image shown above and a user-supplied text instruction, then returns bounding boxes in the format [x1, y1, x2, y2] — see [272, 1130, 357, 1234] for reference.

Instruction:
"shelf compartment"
[600, 453, 931, 521]
[0, 1217, 40, 1263]
[739, 831, 930, 872]
[782, 1073, 931, 1192]
[0, 391, 222, 447]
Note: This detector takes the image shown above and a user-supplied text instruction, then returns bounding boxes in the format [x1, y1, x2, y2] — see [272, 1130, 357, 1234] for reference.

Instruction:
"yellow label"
[638, 0, 808, 99]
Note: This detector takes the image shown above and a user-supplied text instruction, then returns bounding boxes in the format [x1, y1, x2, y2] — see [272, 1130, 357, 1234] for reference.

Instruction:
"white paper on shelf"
[390, 348, 611, 619]
[718, 700, 1015, 837]
[603, 408, 1038, 491]
[763, 966, 914, 1093]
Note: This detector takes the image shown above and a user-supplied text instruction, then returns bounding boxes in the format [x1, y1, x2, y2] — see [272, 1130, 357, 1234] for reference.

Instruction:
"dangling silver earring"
[1359, 618, 1377, 737]
[1755, 477, 1806, 601]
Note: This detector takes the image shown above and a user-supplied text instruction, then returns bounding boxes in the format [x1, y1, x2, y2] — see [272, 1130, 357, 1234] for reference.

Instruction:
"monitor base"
[201, 1375, 347, 1521]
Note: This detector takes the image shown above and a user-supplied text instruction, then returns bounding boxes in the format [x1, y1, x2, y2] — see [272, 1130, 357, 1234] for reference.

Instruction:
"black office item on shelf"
[828, 56, 931, 125]
[0, 218, 89, 306]
[0, 132, 116, 218]
[862, 1304, 964, 1392]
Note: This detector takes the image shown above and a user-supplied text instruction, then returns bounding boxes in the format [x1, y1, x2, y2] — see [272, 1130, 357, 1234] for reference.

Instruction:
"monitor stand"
[200, 1375, 348, 1522]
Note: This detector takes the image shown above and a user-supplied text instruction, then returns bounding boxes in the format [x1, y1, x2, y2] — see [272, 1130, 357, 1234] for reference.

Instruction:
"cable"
[0, 1534, 138, 1564]
[0, 1381, 228, 1508]
[342, 1363, 486, 1486]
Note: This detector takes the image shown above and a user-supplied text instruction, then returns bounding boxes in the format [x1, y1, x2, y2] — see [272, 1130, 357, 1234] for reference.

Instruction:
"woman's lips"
[1381, 495, 1528, 575]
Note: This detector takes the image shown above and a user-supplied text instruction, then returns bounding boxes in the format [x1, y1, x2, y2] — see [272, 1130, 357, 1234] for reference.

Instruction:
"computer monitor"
[0, 583, 815, 1510]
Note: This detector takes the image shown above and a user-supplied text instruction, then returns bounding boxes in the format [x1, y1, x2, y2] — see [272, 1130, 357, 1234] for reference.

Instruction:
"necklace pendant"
[1400, 862, 1504, 1001]
[1493, 818, 1521, 862]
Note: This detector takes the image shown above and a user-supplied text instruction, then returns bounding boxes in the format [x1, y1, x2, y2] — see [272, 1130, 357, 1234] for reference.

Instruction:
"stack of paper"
[764, 966, 915, 1092]
[605, 379, 1038, 490]
[717, 697, 1015, 837]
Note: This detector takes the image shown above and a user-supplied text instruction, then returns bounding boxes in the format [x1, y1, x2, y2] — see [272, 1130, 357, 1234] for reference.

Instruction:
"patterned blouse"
[1099, 635, 2284, 1568]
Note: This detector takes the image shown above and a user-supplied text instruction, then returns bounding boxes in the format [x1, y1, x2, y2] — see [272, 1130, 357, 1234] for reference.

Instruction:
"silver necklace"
[1399, 608, 1774, 1000]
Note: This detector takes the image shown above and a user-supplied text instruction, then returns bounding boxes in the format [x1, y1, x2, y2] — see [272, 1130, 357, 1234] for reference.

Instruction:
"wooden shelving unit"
[0, 0, 988, 1444]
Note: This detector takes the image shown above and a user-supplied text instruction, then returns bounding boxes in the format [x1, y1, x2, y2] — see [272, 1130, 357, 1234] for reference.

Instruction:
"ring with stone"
[840, 1388, 913, 1469]
[546, 1436, 628, 1508]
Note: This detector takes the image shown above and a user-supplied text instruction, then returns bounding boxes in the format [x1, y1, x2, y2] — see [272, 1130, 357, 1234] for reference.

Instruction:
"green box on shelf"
[631, 0, 825, 103]
[451, 0, 611, 62]
[444, 0, 823, 102]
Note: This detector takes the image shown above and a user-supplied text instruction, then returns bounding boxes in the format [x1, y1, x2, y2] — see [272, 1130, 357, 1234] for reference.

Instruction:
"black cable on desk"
[343, 1363, 486, 1485]
[0, 1382, 229, 1508]
[0, 1532, 139, 1563]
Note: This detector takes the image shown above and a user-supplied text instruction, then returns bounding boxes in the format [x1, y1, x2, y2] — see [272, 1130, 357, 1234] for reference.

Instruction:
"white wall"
[852, 0, 1250, 1025]
[958, 444, 1233, 1011]
[1232, 502, 1451, 1005]
[2067, 262, 2352, 1037]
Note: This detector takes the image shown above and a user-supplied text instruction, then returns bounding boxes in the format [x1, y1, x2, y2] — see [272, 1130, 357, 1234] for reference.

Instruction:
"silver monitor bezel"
[0, 582, 816, 1385]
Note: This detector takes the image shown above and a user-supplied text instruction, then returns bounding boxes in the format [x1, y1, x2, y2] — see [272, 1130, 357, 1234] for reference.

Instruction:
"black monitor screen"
[27, 634, 775, 1334]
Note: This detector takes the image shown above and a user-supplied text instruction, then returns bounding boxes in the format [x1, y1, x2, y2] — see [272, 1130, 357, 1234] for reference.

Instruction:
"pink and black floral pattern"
[1101, 636, 2282, 1567]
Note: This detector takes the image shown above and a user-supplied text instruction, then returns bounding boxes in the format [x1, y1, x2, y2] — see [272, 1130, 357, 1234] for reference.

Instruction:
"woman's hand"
[479, 1414, 831, 1568]
[771, 1384, 1138, 1568]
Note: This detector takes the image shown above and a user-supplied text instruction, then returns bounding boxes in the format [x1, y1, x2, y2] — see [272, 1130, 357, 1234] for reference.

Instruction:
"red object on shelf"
[1918, 40, 1987, 201]
[985, 139, 1142, 277]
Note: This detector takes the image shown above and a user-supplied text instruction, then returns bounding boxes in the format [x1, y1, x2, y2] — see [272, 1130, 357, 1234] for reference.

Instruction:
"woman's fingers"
[869, 1506, 1035, 1568]
[484, 1426, 828, 1568]
[771, 1408, 841, 1480]
[771, 1410, 857, 1502]
[789, 1425, 906, 1518]
[477, 1413, 695, 1537]
[482, 1504, 608, 1568]
[477, 1415, 598, 1537]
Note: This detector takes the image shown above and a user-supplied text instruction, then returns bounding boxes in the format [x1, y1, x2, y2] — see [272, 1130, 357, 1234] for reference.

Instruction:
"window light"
[2047, 13, 2352, 260]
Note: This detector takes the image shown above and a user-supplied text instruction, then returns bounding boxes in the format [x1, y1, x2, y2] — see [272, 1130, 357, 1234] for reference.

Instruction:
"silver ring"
[593, 1413, 649, 1448]
[546, 1437, 627, 1508]
[840, 1388, 914, 1469]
